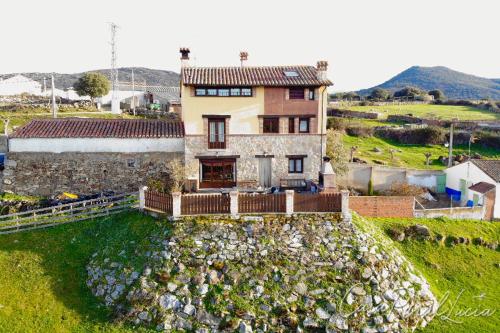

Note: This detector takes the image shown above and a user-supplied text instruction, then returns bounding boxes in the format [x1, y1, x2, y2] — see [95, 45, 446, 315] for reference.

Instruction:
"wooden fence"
[145, 191, 173, 214]
[181, 193, 230, 215]
[294, 192, 342, 212]
[239, 193, 286, 213]
[0, 192, 138, 235]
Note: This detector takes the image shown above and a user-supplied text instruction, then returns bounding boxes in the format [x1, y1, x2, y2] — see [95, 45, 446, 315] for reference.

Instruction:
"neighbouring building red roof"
[468, 181, 496, 194]
[181, 66, 332, 87]
[471, 159, 500, 183]
[11, 118, 185, 139]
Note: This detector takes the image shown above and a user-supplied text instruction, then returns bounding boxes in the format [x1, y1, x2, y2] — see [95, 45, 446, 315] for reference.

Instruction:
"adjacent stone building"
[4, 118, 184, 196]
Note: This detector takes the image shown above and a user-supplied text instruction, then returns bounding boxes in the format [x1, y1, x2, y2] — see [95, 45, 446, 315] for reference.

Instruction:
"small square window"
[263, 117, 279, 133]
[207, 88, 217, 96]
[218, 88, 230, 97]
[289, 87, 305, 99]
[230, 88, 241, 96]
[127, 159, 136, 168]
[288, 157, 303, 173]
[195, 88, 206, 96]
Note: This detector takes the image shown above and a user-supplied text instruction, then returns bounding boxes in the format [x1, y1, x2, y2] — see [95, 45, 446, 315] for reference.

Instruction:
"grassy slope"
[344, 104, 500, 121]
[342, 134, 500, 170]
[365, 217, 500, 333]
[0, 212, 159, 333]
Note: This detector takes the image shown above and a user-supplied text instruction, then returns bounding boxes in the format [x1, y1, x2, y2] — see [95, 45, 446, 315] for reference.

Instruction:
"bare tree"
[350, 146, 358, 162]
[325, 130, 349, 176]
[424, 152, 432, 165]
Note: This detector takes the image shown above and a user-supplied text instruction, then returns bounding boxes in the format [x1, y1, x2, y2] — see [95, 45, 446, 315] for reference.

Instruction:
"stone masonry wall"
[3, 152, 183, 196]
[185, 134, 326, 187]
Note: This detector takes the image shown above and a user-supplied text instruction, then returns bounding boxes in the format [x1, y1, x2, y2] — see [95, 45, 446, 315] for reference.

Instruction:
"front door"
[258, 158, 272, 188]
[199, 159, 236, 188]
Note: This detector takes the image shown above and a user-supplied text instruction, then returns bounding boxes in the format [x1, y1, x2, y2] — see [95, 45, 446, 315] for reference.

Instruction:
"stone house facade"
[179, 48, 332, 189]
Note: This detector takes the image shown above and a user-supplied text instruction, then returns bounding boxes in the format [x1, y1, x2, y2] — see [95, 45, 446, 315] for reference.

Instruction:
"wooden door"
[259, 158, 272, 188]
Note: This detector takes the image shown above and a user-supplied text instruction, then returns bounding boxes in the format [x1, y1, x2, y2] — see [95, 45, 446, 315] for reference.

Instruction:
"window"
[289, 87, 305, 99]
[208, 118, 225, 149]
[194, 86, 252, 97]
[241, 88, 252, 96]
[195, 88, 206, 96]
[283, 70, 299, 77]
[218, 88, 229, 97]
[308, 88, 315, 100]
[288, 157, 303, 173]
[288, 117, 295, 133]
[263, 117, 279, 133]
[299, 118, 310, 133]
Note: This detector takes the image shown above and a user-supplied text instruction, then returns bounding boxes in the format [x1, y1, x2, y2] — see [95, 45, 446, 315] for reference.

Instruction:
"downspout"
[320, 86, 326, 167]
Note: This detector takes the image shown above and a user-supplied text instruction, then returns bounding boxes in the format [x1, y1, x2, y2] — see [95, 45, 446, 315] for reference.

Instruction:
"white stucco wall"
[9, 138, 185, 153]
[444, 161, 499, 218]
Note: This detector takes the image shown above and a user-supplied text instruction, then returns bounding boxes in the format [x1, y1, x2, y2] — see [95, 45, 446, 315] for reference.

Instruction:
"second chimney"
[180, 47, 190, 67]
[240, 51, 248, 67]
[316, 61, 328, 80]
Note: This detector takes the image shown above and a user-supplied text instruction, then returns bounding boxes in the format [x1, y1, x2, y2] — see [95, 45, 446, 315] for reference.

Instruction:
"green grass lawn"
[342, 134, 500, 170]
[344, 104, 500, 121]
[364, 217, 500, 333]
[0, 212, 160, 333]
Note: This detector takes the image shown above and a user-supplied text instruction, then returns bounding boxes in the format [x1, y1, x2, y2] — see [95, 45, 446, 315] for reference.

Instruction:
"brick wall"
[349, 196, 414, 218]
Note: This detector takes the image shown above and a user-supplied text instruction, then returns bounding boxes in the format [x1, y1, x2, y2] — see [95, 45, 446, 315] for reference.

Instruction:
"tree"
[424, 152, 432, 165]
[74, 73, 110, 104]
[428, 89, 445, 101]
[343, 91, 359, 100]
[394, 86, 425, 99]
[369, 88, 390, 101]
[325, 130, 349, 176]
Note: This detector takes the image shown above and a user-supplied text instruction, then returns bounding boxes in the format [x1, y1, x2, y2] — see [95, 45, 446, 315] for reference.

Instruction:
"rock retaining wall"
[3, 152, 183, 196]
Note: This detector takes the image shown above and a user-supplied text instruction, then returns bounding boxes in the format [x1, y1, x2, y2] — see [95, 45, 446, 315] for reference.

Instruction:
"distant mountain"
[358, 66, 500, 100]
[0, 67, 180, 89]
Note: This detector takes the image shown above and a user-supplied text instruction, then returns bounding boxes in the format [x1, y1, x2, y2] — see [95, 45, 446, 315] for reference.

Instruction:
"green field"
[342, 134, 500, 170]
[362, 217, 500, 333]
[344, 104, 500, 121]
[0, 213, 498, 332]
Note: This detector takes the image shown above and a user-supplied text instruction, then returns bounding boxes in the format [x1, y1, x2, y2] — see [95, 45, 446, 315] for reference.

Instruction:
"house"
[3, 118, 184, 196]
[444, 159, 499, 219]
[0, 74, 42, 96]
[3, 48, 332, 196]
[179, 48, 332, 190]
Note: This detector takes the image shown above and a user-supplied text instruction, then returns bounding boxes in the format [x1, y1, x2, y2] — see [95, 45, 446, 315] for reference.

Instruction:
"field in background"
[343, 104, 500, 121]
[342, 134, 500, 169]
[366, 217, 500, 333]
[0, 107, 140, 133]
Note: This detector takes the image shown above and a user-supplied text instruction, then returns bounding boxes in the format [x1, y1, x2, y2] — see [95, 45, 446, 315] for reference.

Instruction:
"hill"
[0, 67, 180, 89]
[358, 66, 500, 100]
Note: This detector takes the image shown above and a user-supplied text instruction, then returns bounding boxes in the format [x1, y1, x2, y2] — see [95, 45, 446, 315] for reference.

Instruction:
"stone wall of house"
[185, 134, 326, 187]
[3, 152, 183, 196]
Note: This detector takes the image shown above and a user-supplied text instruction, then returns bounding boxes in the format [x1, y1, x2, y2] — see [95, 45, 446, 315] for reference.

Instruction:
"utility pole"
[109, 22, 120, 114]
[447, 122, 454, 167]
[51, 74, 57, 118]
[131, 68, 136, 116]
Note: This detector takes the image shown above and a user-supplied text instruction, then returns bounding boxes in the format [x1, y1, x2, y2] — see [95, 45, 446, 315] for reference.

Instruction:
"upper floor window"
[299, 118, 310, 133]
[263, 117, 279, 133]
[208, 118, 225, 149]
[195, 86, 252, 97]
[288, 117, 295, 134]
[308, 88, 315, 100]
[289, 87, 305, 99]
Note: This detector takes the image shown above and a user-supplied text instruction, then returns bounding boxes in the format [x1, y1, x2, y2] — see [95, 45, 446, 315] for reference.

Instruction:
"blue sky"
[1, 0, 499, 91]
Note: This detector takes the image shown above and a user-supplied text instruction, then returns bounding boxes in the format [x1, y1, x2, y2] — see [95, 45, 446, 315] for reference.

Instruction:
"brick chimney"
[240, 51, 248, 67]
[180, 47, 190, 67]
[316, 61, 328, 80]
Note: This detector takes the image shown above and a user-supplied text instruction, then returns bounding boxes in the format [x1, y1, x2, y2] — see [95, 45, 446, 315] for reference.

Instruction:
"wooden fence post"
[139, 186, 148, 210]
[285, 190, 294, 216]
[230, 191, 239, 217]
[172, 192, 182, 218]
[341, 190, 351, 221]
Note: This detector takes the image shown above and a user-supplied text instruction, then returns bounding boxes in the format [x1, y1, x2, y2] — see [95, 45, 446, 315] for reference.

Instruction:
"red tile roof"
[468, 182, 496, 194]
[11, 118, 185, 139]
[181, 66, 332, 87]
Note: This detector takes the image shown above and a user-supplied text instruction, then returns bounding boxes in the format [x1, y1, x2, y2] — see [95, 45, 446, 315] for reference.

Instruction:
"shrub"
[477, 130, 500, 149]
[345, 126, 374, 138]
[327, 117, 347, 131]
[384, 182, 425, 196]
[375, 126, 445, 144]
